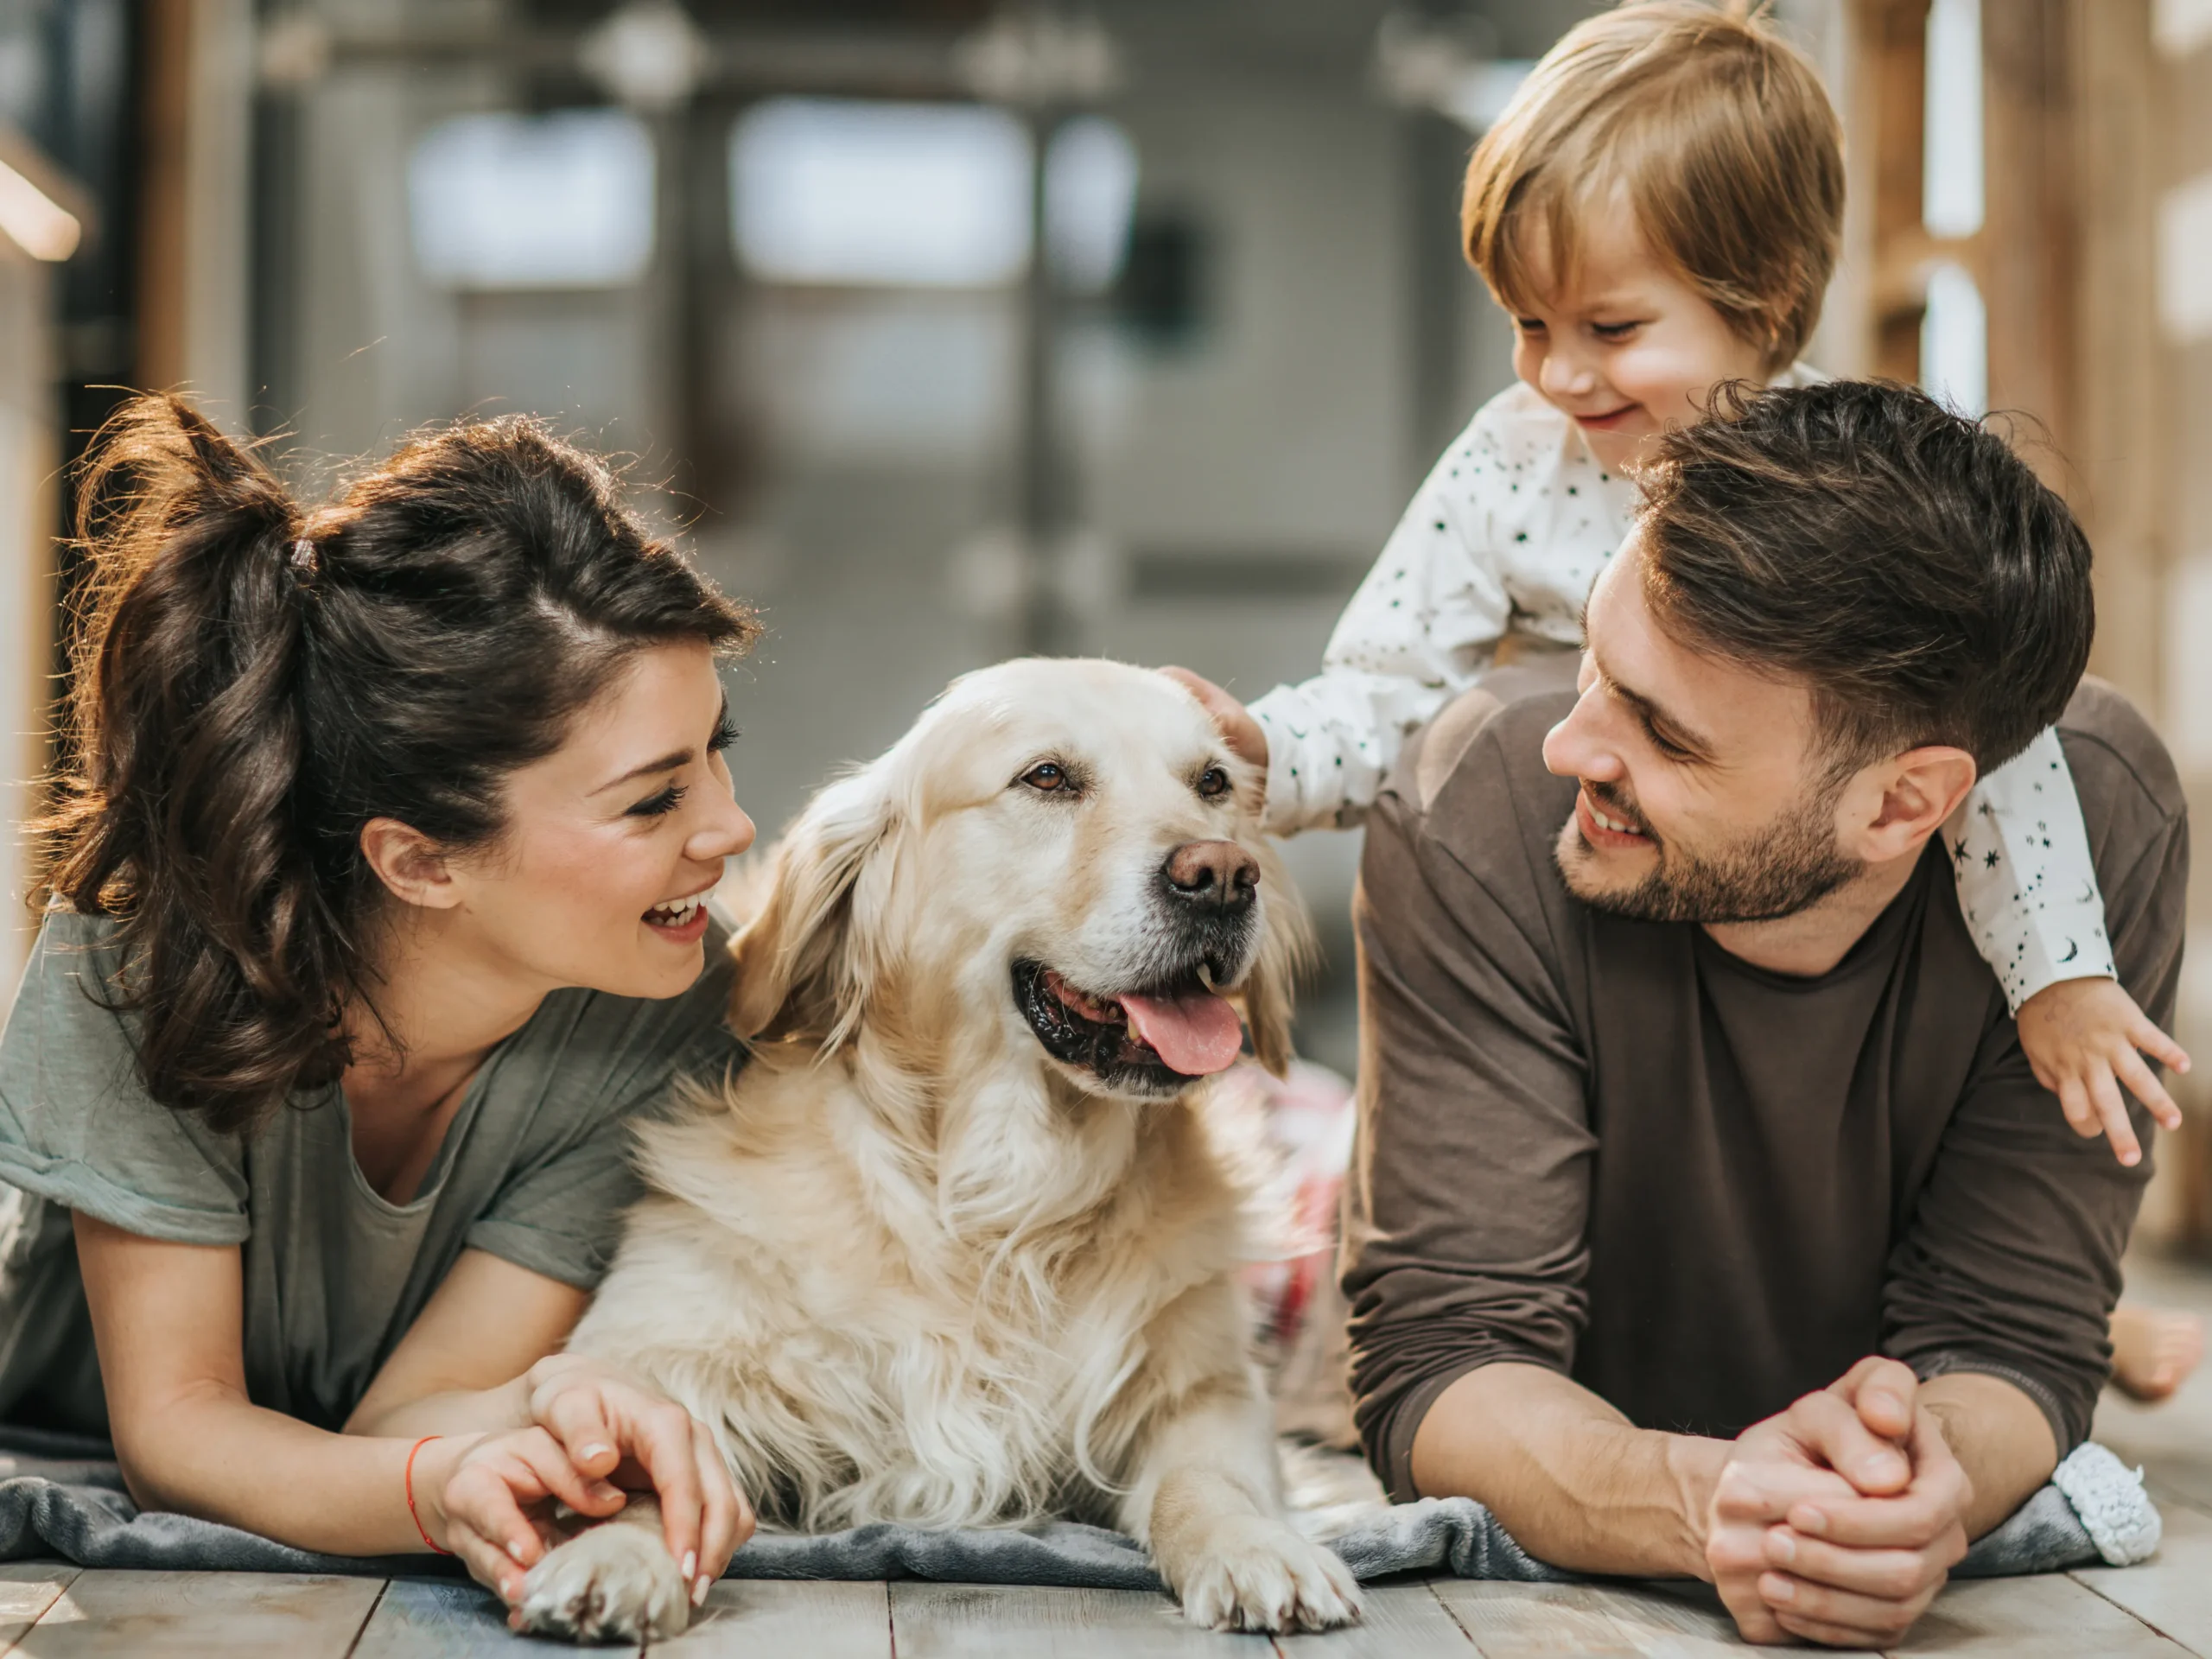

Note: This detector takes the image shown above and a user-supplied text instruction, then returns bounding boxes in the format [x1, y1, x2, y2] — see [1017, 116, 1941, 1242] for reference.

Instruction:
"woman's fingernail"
[508, 1540, 528, 1564]
[1764, 1573, 1796, 1603]
[580, 1444, 611, 1464]
[682, 1550, 697, 1580]
[1790, 1508, 1828, 1536]
[1768, 1531, 1796, 1565]
[694, 1574, 712, 1605]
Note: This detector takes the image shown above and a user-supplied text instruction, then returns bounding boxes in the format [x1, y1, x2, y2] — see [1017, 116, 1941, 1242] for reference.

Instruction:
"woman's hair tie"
[289, 537, 318, 586]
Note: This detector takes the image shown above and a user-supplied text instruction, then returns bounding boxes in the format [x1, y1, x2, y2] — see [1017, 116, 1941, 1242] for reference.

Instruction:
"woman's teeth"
[646, 893, 705, 927]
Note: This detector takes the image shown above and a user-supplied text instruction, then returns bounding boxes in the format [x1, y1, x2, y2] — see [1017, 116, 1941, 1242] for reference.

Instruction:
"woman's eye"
[627, 784, 688, 818]
[1196, 766, 1230, 798]
[1516, 317, 1547, 335]
[1592, 321, 1642, 341]
[1021, 763, 1066, 791]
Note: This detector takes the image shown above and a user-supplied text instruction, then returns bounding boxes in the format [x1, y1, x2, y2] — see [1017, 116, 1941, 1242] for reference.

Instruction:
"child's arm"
[1949, 727, 2190, 1166]
[1246, 474, 1513, 835]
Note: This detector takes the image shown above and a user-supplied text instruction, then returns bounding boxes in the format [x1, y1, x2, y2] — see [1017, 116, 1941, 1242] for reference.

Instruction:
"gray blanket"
[0, 1427, 2151, 1587]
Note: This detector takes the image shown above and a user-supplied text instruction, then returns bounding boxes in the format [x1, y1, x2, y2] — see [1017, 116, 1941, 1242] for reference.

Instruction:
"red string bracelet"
[405, 1435, 451, 1555]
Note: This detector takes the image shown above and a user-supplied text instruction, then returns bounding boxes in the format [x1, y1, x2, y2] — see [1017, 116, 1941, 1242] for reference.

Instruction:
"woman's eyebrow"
[591, 747, 693, 796]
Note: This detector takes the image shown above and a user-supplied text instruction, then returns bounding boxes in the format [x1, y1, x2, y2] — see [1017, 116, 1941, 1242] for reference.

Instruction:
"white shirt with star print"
[1249, 371, 2113, 1011]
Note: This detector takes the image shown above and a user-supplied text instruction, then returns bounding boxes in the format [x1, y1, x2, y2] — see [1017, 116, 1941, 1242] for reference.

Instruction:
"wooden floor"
[12, 1255, 2212, 1656]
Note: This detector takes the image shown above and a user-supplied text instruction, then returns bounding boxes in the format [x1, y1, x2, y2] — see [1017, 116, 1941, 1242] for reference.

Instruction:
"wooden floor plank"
[655, 1580, 891, 1657]
[1886, 1573, 2189, 1656]
[888, 1581, 1274, 1657]
[1268, 1580, 1473, 1656]
[0, 1566, 79, 1657]
[12, 1569, 380, 1659]
[1426, 1581, 1650, 1656]
[350, 1577, 630, 1658]
[2074, 1501, 2212, 1656]
[1584, 1580, 1796, 1656]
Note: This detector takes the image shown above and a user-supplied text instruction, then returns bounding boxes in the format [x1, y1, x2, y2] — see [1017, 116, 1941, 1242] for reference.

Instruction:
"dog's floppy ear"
[1239, 842, 1314, 1078]
[728, 763, 898, 1046]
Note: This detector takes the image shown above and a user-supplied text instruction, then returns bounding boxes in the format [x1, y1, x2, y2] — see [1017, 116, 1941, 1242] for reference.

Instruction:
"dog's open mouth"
[1013, 958, 1245, 1085]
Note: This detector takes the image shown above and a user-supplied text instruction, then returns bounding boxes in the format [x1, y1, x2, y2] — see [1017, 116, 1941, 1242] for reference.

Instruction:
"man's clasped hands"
[1706, 1357, 1972, 1648]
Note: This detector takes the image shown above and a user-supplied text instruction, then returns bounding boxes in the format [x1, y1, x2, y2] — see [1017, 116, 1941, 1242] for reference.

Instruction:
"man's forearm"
[1919, 1372, 2058, 1538]
[1408, 1362, 1727, 1577]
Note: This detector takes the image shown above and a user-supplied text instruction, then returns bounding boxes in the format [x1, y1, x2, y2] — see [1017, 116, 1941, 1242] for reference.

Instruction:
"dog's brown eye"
[1022, 763, 1067, 791]
[1196, 766, 1230, 798]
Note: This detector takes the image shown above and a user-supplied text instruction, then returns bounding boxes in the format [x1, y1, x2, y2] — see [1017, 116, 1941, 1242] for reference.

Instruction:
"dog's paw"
[1169, 1515, 1363, 1634]
[516, 1523, 692, 1643]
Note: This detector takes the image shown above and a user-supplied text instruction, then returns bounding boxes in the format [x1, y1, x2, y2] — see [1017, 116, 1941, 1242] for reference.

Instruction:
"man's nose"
[1541, 687, 1623, 784]
[1161, 840, 1260, 913]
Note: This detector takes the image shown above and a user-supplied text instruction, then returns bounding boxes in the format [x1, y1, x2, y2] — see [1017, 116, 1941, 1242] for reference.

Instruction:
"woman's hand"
[519, 1353, 754, 1606]
[421, 1427, 631, 1605]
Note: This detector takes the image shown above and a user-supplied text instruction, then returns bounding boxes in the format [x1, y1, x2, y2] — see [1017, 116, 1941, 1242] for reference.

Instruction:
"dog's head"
[728, 658, 1310, 1098]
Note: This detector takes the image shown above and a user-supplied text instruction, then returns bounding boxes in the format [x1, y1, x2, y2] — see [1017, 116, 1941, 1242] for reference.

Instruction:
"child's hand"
[1160, 667, 1268, 771]
[2016, 976, 2190, 1166]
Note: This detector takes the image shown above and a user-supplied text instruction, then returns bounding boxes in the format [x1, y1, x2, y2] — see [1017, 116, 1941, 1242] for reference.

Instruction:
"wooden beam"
[1848, 0, 1931, 385]
[2067, 0, 2163, 716]
[137, 0, 191, 393]
[1980, 0, 2075, 482]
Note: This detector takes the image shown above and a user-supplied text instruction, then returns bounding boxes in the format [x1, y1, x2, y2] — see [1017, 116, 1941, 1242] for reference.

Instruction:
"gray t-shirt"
[0, 908, 742, 1436]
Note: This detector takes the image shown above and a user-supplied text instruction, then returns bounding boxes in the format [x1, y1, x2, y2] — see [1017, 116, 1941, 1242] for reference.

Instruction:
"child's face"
[1504, 201, 1771, 474]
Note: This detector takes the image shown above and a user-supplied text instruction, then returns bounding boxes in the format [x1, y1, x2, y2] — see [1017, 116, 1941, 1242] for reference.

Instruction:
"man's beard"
[1555, 777, 1865, 925]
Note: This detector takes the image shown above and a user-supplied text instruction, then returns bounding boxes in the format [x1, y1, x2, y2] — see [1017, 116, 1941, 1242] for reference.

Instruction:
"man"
[1343, 380, 2187, 1649]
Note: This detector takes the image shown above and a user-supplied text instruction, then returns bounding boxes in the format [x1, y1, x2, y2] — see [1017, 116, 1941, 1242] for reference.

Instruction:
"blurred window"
[1922, 0, 1982, 238]
[1921, 261, 1986, 417]
[729, 99, 1135, 293]
[409, 109, 655, 290]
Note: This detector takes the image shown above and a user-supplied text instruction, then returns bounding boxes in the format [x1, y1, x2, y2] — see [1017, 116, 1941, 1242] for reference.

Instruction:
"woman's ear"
[1237, 842, 1313, 1078]
[359, 817, 459, 910]
[727, 763, 898, 1046]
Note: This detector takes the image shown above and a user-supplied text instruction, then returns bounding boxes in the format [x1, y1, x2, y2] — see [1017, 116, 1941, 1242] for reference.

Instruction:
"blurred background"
[0, 0, 2206, 1224]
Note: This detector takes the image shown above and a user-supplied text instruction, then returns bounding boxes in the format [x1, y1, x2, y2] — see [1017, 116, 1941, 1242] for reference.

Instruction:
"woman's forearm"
[118, 1379, 479, 1557]
[345, 1372, 531, 1440]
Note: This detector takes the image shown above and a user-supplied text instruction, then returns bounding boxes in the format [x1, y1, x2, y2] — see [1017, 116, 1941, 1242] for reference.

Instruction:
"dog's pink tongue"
[1119, 991, 1243, 1076]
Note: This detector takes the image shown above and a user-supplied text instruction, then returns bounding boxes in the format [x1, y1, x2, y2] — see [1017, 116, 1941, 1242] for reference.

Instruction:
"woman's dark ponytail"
[41, 395, 754, 1135]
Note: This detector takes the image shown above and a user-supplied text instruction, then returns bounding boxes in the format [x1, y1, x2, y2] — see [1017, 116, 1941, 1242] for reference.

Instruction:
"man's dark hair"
[1636, 379, 2093, 772]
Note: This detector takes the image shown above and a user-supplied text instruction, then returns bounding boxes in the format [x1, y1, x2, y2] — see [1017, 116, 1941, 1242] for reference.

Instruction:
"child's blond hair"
[1462, 1, 1844, 372]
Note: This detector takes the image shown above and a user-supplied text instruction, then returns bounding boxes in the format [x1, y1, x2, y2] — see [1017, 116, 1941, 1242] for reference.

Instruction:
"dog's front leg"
[515, 1491, 693, 1643]
[1119, 1377, 1363, 1633]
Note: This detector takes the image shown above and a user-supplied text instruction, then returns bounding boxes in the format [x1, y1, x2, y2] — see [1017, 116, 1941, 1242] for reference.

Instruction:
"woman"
[0, 395, 754, 1614]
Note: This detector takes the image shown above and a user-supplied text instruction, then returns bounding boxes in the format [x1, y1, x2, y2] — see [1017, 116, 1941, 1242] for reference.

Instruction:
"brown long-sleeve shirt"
[1344, 681, 2187, 1502]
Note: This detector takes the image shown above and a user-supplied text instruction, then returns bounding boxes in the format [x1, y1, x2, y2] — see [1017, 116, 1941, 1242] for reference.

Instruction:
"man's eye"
[1020, 763, 1067, 791]
[1196, 766, 1230, 798]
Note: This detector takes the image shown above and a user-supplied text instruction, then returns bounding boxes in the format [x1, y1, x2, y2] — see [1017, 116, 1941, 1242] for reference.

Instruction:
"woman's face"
[441, 641, 756, 1002]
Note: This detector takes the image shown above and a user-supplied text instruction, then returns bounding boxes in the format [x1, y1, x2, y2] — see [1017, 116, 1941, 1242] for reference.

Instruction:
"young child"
[1168, 2, 2199, 1393]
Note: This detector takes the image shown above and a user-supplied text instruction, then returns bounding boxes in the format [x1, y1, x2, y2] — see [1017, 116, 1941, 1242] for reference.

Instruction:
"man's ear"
[1853, 746, 1978, 862]
[360, 818, 461, 910]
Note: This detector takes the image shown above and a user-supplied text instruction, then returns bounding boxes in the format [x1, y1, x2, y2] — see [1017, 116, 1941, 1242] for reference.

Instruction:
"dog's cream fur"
[518, 659, 1362, 1641]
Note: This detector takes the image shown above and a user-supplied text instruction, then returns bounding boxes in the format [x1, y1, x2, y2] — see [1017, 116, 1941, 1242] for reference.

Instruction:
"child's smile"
[1502, 200, 1771, 473]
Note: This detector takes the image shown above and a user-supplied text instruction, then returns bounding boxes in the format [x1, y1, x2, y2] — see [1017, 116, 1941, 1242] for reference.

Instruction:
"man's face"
[1541, 536, 1864, 924]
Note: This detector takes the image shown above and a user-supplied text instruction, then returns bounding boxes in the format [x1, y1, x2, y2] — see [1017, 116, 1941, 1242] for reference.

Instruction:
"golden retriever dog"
[518, 658, 1363, 1642]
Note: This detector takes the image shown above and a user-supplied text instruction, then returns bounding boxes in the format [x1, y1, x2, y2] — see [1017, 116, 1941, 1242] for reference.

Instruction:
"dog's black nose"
[1162, 840, 1259, 913]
